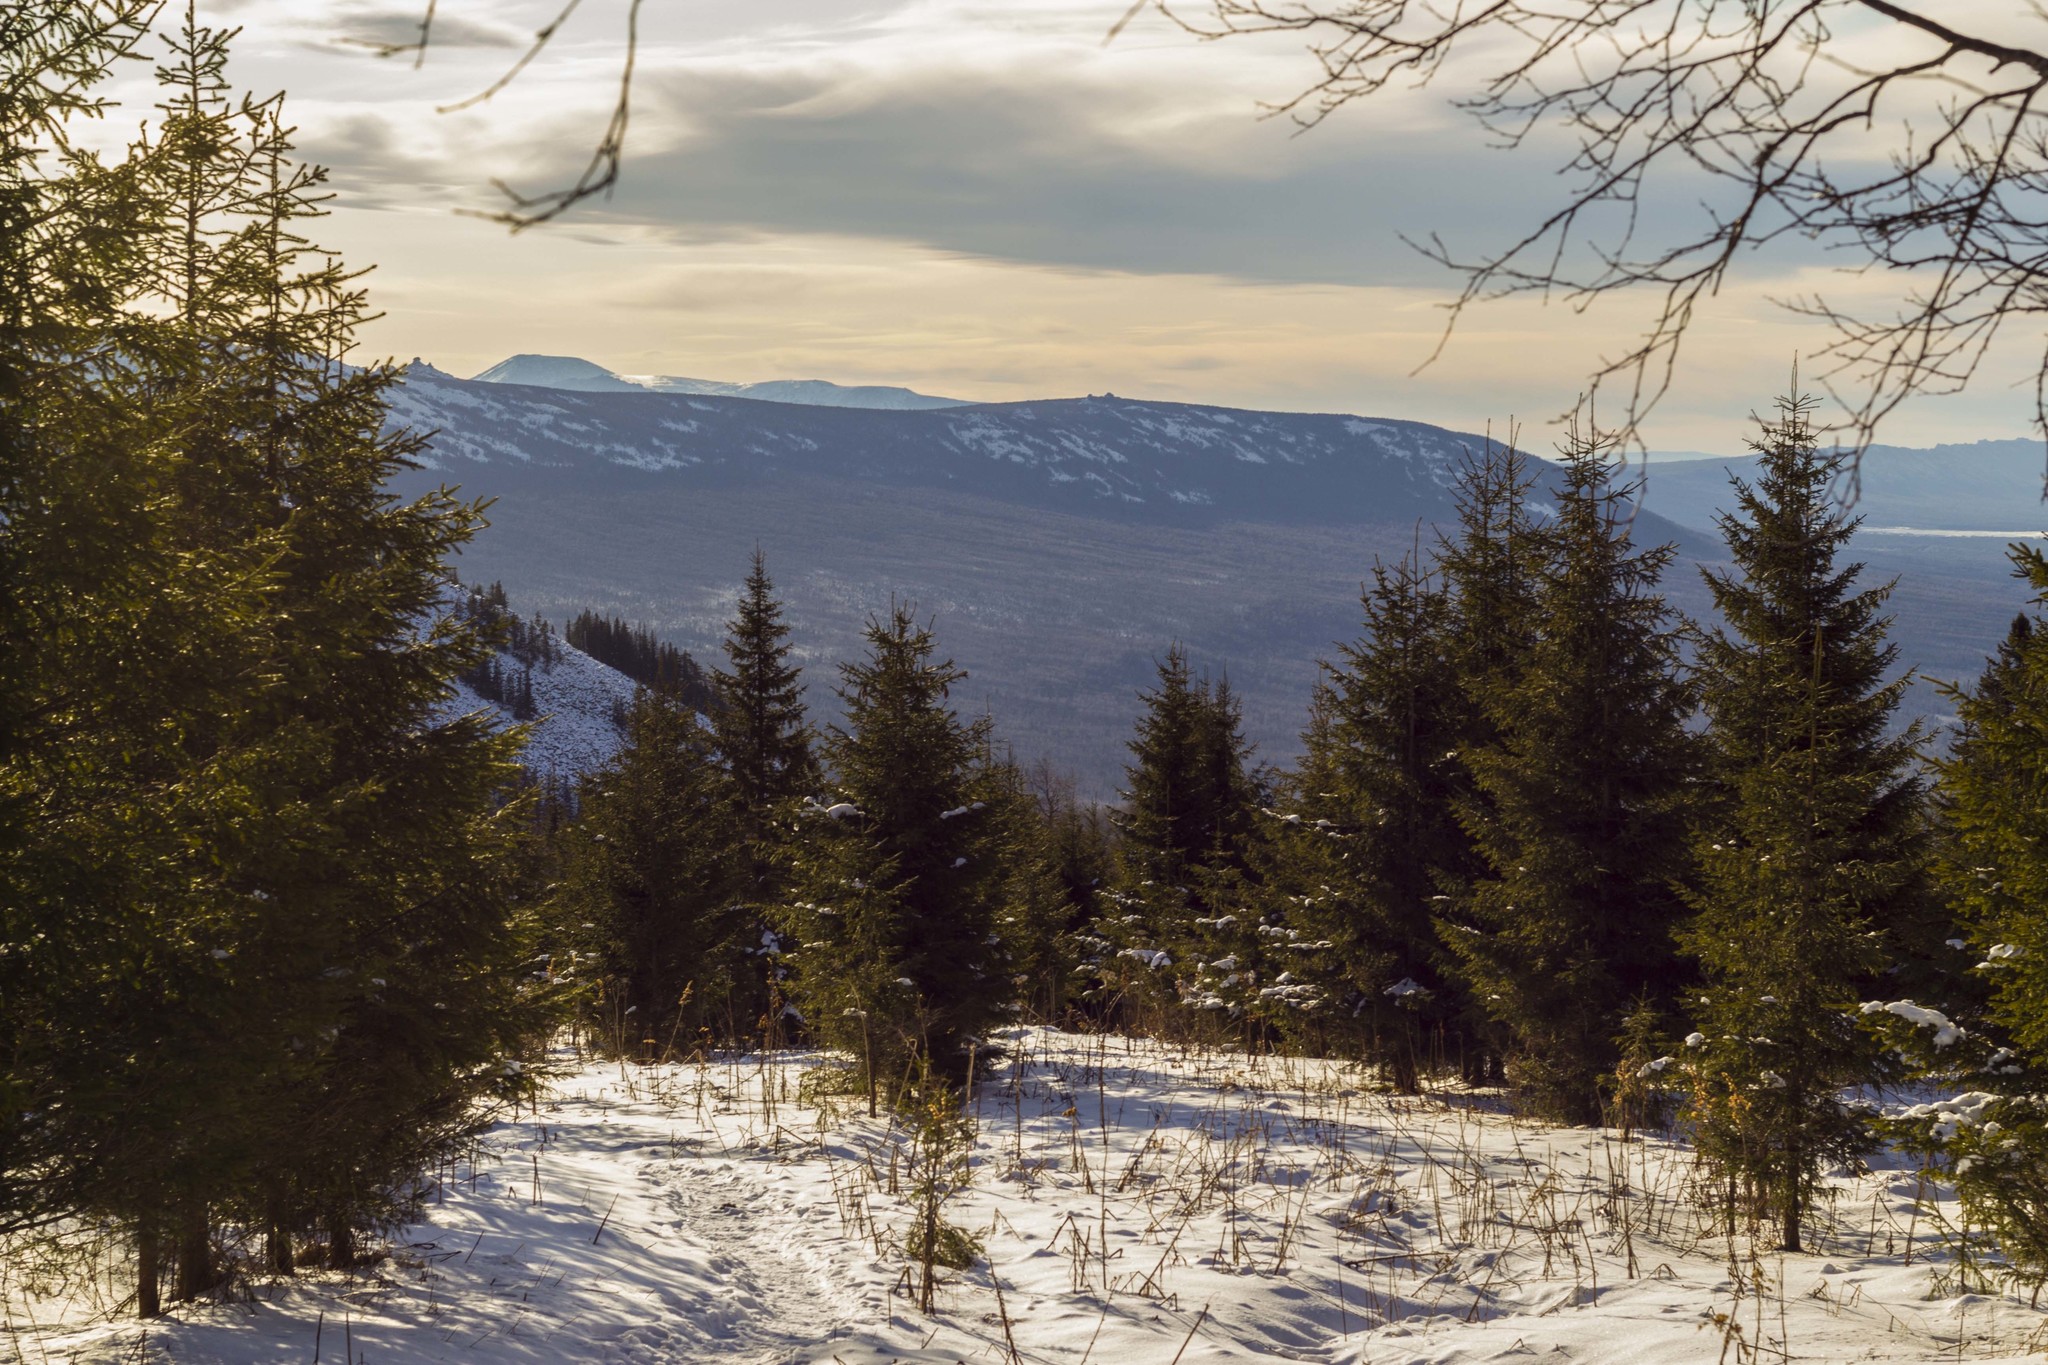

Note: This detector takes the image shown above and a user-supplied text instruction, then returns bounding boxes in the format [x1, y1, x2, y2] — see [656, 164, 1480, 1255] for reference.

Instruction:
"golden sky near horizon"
[94, 0, 2048, 451]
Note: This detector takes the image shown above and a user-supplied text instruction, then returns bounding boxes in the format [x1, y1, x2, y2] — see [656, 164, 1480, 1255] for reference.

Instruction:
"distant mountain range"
[389, 358, 2048, 792]
[470, 353, 967, 411]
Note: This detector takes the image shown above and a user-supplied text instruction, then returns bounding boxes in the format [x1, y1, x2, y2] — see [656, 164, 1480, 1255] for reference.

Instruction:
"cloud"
[398, 51, 1797, 297]
[319, 4, 523, 53]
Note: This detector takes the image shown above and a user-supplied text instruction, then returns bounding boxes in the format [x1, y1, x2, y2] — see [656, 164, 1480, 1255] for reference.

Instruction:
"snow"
[445, 639, 639, 780]
[17, 1029, 2047, 1365]
[1862, 999, 1967, 1048]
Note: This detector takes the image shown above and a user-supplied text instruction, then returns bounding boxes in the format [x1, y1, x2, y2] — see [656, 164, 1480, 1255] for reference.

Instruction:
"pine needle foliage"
[1930, 547, 2048, 1290]
[713, 550, 820, 821]
[1448, 421, 1697, 1124]
[1679, 391, 1923, 1251]
[557, 694, 749, 1054]
[780, 606, 1011, 1090]
[1104, 646, 1266, 1036]
[1277, 551, 1467, 1090]
[2, 5, 551, 1305]
[709, 551, 818, 1037]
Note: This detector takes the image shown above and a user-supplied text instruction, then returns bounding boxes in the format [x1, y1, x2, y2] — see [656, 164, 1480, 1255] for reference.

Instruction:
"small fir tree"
[713, 550, 819, 819]
[1680, 391, 1924, 1251]
[1429, 436, 1551, 1083]
[1105, 646, 1265, 1034]
[1926, 547, 2048, 1290]
[1277, 551, 1468, 1090]
[558, 693, 749, 1054]
[779, 606, 1011, 1089]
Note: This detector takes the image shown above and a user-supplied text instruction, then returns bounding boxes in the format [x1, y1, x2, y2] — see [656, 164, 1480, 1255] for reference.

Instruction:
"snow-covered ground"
[13, 1029, 2046, 1363]
[447, 640, 638, 780]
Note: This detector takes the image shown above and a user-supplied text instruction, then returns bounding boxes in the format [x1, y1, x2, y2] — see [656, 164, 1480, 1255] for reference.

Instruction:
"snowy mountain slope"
[471, 353, 967, 410]
[445, 637, 638, 779]
[24, 1029, 2044, 1365]
[388, 361, 1539, 530]
[470, 354, 644, 393]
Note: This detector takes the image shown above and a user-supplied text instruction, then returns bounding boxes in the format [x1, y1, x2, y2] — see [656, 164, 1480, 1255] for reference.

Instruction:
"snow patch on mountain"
[446, 638, 637, 779]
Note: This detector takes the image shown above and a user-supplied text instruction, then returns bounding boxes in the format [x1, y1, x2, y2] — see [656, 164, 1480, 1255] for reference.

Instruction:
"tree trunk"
[265, 1181, 294, 1274]
[1388, 1039, 1421, 1096]
[172, 1202, 215, 1301]
[135, 1223, 162, 1319]
[327, 1209, 357, 1269]
[1779, 1143, 1804, 1252]
[267, 1220, 294, 1274]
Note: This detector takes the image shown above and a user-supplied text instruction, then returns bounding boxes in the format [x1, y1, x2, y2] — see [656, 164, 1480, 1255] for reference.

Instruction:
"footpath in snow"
[12, 1027, 2048, 1364]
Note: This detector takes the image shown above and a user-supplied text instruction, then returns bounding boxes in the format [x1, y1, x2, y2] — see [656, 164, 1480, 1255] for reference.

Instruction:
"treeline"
[564, 609, 716, 715]
[3, 8, 551, 1315]
[455, 582, 560, 720]
[553, 398, 2048, 1281]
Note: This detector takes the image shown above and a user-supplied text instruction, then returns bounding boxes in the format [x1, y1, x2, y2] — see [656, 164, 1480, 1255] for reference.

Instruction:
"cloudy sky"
[104, 0, 2046, 449]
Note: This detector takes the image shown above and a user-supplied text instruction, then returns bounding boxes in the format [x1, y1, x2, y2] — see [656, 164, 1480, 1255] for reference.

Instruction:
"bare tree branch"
[343, 0, 640, 232]
[1167, 0, 2048, 462]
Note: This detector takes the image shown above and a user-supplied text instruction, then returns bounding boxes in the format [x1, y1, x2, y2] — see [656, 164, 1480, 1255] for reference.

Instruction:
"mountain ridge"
[470, 352, 967, 411]
[385, 362, 2034, 790]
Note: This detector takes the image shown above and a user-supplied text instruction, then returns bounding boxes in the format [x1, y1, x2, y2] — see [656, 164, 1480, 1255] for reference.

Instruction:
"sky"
[90, 0, 2048, 451]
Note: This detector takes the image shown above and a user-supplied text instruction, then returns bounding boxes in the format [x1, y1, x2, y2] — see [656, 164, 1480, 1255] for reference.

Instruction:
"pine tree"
[779, 606, 1010, 1091]
[1278, 551, 1467, 1090]
[1117, 645, 1256, 885]
[558, 693, 748, 1053]
[4, 9, 552, 1301]
[1429, 437, 1551, 1083]
[1448, 421, 1697, 1124]
[1680, 392, 1924, 1251]
[1926, 548, 2048, 1289]
[707, 552, 818, 1036]
[713, 550, 819, 820]
[1, 4, 205, 1248]
[1106, 646, 1266, 1034]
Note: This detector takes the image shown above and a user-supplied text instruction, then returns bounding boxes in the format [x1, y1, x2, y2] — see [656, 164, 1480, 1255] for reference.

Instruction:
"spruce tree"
[1927, 548, 2048, 1287]
[713, 550, 819, 818]
[710, 551, 817, 1035]
[4, 9, 551, 1300]
[558, 693, 748, 1053]
[1278, 552, 1467, 1090]
[1107, 646, 1265, 1034]
[780, 606, 1011, 1090]
[1680, 392, 1924, 1251]
[1429, 437, 1551, 1083]
[1117, 645, 1256, 885]
[1449, 422, 1697, 1124]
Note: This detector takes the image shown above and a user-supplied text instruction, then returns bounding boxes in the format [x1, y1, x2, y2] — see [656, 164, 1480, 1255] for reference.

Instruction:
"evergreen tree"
[1926, 548, 2048, 1288]
[1278, 552, 1467, 1090]
[1105, 646, 1265, 1034]
[1117, 645, 1256, 885]
[3, 9, 551, 1302]
[707, 552, 818, 1036]
[1448, 422, 1697, 1124]
[1680, 391, 1925, 1251]
[1, 4, 204, 1244]
[1430, 437, 1552, 1083]
[557, 694, 749, 1053]
[779, 606, 1009, 1090]
[712, 550, 819, 819]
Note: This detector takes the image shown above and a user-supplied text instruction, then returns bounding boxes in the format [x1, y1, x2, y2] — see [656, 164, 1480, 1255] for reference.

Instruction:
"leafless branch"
[1167, 0, 2048, 460]
[346, 0, 640, 232]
